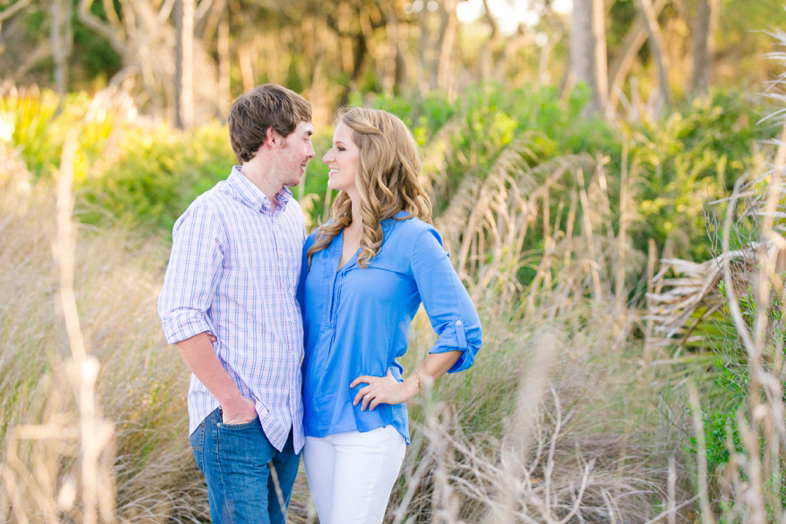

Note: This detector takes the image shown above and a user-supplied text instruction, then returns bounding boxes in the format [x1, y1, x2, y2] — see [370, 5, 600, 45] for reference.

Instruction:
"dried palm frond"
[435, 133, 599, 311]
[433, 129, 656, 322]
[648, 160, 786, 349]
[645, 244, 768, 348]
[419, 119, 463, 201]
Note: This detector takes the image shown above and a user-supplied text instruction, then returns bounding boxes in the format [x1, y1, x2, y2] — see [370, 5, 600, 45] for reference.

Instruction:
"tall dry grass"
[0, 126, 212, 521]
[4, 54, 785, 523]
[375, 129, 701, 521]
[628, 31, 786, 523]
[647, 120, 786, 523]
[1, 102, 698, 523]
[1, 106, 693, 523]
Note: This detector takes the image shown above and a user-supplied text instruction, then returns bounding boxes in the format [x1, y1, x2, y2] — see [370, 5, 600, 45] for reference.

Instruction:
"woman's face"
[323, 121, 359, 194]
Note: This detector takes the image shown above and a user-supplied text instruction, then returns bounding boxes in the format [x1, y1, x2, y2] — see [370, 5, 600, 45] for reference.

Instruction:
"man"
[158, 84, 315, 523]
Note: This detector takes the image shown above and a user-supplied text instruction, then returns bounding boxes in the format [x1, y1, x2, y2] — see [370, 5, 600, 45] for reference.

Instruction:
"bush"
[2, 87, 121, 181]
[78, 123, 236, 233]
[629, 90, 771, 261]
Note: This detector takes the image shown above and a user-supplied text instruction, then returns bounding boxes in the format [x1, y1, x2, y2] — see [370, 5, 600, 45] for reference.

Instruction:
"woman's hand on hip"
[351, 369, 418, 410]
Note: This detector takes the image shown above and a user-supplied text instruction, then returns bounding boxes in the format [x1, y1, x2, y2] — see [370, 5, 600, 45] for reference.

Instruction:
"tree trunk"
[50, 0, 73, 101]
[691, 0, 718, 93]
[175, 0, 194, 129]
[536, 30, 561, 88]
[478, 0, 499, 81]
[437, 0, 458, 96]
[217, 5, 229, 119]
[571, 0, 608, 114]
[383, 7, 398, 96]
[238, 43, 254, 93]
[592, 0, 609, 111]
[636, 0, 672, 109]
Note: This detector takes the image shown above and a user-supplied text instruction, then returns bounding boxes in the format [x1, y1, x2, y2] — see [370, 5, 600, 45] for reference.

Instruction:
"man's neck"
[240, 163, 281, 210]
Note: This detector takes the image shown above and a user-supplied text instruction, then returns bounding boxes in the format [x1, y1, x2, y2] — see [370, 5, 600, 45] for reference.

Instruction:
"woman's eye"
[337, 147, 345, 152]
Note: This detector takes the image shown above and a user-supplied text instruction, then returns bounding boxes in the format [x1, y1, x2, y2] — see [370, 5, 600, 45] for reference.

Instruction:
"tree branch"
[0, 0, 31, 23]
[78, 0, 127, 54]
[608, 0, 667, 111]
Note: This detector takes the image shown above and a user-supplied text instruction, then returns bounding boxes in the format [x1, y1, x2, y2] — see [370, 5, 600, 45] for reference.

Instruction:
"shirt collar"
[381, 210, 412, 230]
[228, 166, 293, 213]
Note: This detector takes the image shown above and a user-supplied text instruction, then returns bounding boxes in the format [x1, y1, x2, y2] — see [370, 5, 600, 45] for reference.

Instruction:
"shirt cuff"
[428, 318, 476, 373]
[161, 311, 213, 345]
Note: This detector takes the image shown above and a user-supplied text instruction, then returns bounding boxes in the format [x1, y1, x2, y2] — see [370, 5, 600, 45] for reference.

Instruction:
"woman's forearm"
[403, 350, 462, 399]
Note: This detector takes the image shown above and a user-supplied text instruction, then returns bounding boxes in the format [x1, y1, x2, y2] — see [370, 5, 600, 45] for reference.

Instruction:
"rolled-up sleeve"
[409, 225, 482, 373]
[158, 202, 225, 344]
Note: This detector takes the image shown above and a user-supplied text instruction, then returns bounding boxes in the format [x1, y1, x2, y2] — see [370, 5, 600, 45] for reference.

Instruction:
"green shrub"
[2, 88, 117, 181]
[629, 90, 770, 261]
[78, 123, 235, 233]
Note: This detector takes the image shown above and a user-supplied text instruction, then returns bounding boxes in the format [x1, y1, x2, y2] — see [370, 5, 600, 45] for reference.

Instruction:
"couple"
[158, 84, 482, 523]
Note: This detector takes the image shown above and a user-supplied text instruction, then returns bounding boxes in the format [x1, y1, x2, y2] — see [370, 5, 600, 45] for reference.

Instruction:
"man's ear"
[264, 126, 279, 149]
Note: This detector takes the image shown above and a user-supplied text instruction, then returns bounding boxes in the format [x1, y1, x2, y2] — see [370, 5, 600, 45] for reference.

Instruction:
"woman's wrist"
[405, 369, 423, 399]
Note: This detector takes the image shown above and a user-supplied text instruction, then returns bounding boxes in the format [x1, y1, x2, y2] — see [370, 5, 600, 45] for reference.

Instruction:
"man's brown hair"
[228, 84, 312, 164]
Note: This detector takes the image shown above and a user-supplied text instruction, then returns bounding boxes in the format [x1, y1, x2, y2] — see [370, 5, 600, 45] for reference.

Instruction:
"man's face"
[275, 121, 315, 187]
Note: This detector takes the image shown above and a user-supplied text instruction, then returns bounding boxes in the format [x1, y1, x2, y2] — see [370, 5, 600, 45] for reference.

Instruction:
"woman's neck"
[347, 195, 363, 232]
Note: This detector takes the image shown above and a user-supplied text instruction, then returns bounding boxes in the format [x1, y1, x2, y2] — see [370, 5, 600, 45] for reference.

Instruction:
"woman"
[299, 107, 482, 523]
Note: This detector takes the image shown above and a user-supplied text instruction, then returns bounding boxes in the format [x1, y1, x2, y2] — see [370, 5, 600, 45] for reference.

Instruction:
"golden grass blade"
[688, 382, 716, 524]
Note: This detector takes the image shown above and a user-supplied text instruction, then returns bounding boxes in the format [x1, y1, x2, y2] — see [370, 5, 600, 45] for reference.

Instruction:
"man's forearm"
[175, 332, 246, 407]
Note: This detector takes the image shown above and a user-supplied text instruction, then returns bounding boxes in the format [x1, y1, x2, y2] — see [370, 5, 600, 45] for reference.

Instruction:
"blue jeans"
[189, 408, 300, 523]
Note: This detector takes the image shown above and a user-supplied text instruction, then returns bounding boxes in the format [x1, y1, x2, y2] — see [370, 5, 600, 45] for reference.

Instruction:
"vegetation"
[2, 0, 785, 522]
[2, 68, 784, 521]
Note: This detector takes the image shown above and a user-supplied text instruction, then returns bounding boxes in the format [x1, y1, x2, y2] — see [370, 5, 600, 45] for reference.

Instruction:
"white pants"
[303, 426, 407, 524]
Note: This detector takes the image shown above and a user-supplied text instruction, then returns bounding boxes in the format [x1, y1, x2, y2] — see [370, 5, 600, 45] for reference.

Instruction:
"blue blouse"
[299, 214, 482, 444]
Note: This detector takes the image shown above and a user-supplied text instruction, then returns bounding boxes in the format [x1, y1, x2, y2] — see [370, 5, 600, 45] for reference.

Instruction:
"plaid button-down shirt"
[159, 167, 306, 453]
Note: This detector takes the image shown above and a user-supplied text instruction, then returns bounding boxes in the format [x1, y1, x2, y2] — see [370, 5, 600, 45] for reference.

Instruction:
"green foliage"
[351, 90, 458, 145]
[79, 124, 235, 232]
[2, 89, 119, 181]
[685, 403, 743, 475]
[686, 274, 786, 505]
[72, 23, 123, 84]
[8, 84, 769, 268]
[362, 83, 617, 227]
[629, 90, 769, 261]
[364, 84, 766, 267]
[299, 128, 333, 224]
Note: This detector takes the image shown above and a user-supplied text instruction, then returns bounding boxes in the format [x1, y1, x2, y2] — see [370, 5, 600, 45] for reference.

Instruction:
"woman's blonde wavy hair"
[307, 107, 432, 268]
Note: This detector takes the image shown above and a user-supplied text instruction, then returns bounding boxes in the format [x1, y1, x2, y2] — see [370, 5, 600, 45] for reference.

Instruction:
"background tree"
[635, 0, 671, 111]
[1, 0, 782, 124]
[570, 0, 609, 114]
[174, 0, 194, 129]
[690, 0, 718, 93]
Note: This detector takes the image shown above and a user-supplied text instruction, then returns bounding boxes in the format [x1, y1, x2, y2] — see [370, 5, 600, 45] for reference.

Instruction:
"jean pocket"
[219, 417, 259, 430]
